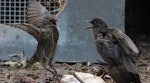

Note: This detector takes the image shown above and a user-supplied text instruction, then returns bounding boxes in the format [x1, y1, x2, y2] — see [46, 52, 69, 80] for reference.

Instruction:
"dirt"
[0, 38, 150, 83]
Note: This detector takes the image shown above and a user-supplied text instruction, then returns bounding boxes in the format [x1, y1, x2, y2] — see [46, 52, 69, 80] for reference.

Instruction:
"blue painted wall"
[0, 0, 124, 62]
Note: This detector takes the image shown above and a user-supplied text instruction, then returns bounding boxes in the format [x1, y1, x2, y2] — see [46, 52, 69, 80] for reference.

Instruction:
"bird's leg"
[46, 63, 61, 83]
[96, 60, 108, 78]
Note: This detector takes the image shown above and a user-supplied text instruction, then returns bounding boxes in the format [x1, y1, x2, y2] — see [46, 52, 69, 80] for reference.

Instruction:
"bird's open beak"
[85, 26, 93, 29]
[82, 20, 89, 22]
[82, 20, 94, 29]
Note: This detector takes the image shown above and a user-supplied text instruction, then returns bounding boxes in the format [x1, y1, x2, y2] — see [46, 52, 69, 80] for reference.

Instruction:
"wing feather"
[5, 23, 40, 40]
[109, 28, 139, 55]
[27, 0, 49, 25]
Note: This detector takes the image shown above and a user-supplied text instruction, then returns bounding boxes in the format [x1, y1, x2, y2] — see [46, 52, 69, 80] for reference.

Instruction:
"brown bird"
[86, 17, 141, 83]
[5, 0, 59, 78]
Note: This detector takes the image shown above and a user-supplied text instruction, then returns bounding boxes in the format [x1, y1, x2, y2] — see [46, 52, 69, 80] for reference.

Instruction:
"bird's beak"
[85, 26, 93, 29]
[82, 20, 93, 29]
[82, 20, 89, 23]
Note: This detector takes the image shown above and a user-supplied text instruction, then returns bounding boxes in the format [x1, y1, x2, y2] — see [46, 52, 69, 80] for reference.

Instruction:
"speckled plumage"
[87, 17, 141, 83]
[5, 0, 59, 71]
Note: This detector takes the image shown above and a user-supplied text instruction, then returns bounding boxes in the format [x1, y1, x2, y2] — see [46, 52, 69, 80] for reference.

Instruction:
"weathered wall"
[0, 25, 37, 60]
[0, 0, 124, 62]
[54, 0, 124, 62]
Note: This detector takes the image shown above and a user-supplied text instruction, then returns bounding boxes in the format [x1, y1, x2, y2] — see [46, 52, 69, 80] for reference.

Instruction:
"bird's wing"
[123, 57, 139, 74]
[27, 0, 49, 26]
[108, 28, 139, 55]
[5, 23, 40, 40]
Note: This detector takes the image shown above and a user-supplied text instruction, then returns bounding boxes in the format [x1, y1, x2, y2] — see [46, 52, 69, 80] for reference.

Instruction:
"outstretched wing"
[109, 28, 139, 55]
[5, 23, 40, 40]
[27, 0, 49, 26]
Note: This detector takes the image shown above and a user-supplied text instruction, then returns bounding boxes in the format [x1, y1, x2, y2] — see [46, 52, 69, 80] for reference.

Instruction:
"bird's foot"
[46, 68, 62, 83]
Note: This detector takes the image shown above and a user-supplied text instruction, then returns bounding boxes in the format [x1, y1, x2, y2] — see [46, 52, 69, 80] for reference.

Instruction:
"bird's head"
[43, 14, 57, 28]
[85, 17, 108, 33]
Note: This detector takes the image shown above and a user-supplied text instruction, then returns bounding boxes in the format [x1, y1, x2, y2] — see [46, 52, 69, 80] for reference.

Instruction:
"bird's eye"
[50, 21, 56, 25]
[53, 21, 56, 25]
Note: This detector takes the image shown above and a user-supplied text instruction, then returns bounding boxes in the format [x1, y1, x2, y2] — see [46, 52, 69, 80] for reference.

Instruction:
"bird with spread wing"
[86, 17, 141, 83]
[3, 0, 59, 80]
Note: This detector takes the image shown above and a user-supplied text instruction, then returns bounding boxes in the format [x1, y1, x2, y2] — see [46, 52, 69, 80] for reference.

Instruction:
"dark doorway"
[125, 0, 149, 40]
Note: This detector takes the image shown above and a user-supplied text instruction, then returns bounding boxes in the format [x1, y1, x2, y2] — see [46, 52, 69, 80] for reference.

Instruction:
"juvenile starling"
[86, 17, 141, 83]
[5, 0, 59, 78]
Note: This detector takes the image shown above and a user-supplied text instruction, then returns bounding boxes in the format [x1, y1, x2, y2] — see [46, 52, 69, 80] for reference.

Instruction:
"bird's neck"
[93, 27, 108, 38]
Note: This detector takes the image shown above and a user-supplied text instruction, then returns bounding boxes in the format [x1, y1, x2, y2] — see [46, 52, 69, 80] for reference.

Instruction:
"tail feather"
[23, 57, 37, 69]
[132, 74, 141, 83]
[108, 66, 141, 83]
[123, 57, 139, 74]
